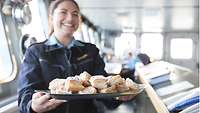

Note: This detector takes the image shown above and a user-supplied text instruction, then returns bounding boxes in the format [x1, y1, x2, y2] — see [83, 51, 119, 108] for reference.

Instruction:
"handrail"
[0, 100, 18, 113]
[0, 95, 19, 113]
[138, 75, 170, 113]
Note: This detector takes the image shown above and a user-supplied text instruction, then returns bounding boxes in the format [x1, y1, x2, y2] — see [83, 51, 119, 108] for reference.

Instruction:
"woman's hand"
[31, 92, 66, 113]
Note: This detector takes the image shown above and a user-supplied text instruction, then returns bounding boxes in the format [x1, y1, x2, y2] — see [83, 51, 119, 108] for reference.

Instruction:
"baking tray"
[35, 85, 145, 100]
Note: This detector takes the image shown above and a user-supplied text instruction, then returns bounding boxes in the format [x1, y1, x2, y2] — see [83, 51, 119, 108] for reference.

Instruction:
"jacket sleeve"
[18, 47, 43, 113]
[91, 45, 107, 76]
[94, 53, 108, 76]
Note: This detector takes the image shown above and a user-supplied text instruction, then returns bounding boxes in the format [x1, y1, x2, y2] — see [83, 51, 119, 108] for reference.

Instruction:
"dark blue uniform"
[18, 36, 121, 113]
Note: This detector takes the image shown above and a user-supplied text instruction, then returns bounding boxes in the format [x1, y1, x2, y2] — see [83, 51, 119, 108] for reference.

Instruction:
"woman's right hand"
[31, 92, 66, 113]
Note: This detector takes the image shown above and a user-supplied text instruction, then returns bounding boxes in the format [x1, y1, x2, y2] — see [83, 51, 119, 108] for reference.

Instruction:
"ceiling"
[76, 0, 198, 31]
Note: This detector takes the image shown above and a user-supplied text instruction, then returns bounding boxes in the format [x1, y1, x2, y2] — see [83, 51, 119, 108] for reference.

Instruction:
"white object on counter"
[179, 103, 199, 113]
[156, 81, 194, 97]
[163, 88, 199, 106]
[167, 88, 200, 110]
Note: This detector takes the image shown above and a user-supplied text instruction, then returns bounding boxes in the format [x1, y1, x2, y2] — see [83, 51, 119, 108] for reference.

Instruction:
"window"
[0, 16, 13, 81]
[81, 23, 90, 42]
[115, 33, 136, 58]
[93, 31, 101, 49]
[88, 28, 95, 44]
[141, 33, 163, 59]
[74, 28, 84, 41]
[171, 38, 193, 59]
[142, 8, 163, 32]
[21, 0, 46, 42]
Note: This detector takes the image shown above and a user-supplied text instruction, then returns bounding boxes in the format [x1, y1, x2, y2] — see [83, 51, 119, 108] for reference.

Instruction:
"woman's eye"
[72, 13, 78, 16]
[60, 11, 67, 14]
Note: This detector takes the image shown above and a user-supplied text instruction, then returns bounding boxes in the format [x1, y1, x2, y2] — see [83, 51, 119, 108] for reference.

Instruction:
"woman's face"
[52, 1, 80, 38]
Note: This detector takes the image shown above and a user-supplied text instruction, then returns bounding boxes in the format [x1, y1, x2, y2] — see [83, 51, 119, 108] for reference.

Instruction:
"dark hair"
[137, 53, 151, 65]
[48, 0, 80, 36]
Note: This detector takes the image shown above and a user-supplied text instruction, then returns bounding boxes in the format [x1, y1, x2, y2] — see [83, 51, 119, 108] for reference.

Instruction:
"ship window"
[0, 17, 13, 81]
[82, 23, 90, 42]
[115, 33, 136, 58]
[171, 38, 193, 59]
[74, 28, 84, 41]
[141, 33, 163, 59]
[88, 28, 95, 44]
[21, 0, 46, 42]
[93, 31, 101, 49]
[142, 8, 164, 32]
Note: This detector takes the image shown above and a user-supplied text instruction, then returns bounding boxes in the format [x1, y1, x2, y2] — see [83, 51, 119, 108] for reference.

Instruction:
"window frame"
[0, 12, 18, 84]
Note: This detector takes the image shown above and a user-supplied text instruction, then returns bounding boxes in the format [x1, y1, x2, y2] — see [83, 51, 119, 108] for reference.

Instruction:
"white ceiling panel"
[76, 0, 198, 31]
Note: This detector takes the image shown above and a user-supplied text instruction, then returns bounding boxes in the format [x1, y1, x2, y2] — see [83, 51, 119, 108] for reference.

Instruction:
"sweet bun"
[48, 78, 67, 94]
[79, 86, 97, 94]
[50, 89, 72, 94]
[89, 75, 107, 89]
[65, 79, 85, 92]
[116, 82, 130, 92]
[107, 75, 124, 86]
[79, 71, 92, 86]
[100, 85, 117, 93]
[126, 78, 138, 91]
[48, 71, 142, 94]
[48, 79, 66, 90]
[48, 79, 74, 94]
[79, 71, 92, 81]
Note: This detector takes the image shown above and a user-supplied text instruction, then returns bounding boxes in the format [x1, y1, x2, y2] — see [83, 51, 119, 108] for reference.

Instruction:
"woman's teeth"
[63, 23, 73, 27]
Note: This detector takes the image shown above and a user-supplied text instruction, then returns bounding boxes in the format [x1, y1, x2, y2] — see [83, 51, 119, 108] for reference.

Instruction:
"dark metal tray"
[35, 85, 145, 100]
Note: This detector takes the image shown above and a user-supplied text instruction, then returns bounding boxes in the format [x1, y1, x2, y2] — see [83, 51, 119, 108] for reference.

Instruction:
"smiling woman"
[17, 0, 124, 113]
[0, 0, 199, 113]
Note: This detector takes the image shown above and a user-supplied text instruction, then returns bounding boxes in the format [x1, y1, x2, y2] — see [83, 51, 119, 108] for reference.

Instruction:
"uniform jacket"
[18, 36, 121, 113]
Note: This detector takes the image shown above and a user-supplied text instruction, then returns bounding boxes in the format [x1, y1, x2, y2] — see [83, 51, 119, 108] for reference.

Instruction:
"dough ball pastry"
[126, 78, 138, 91]
[65, 79, 85, 92]
[107, 75, 124, 86]
[79, 71, 92, 86]
[100, 85, 117, 93]
[89, 75, 107, 89]
[79, 86, 97, 94]
[48, 79, 67, 94]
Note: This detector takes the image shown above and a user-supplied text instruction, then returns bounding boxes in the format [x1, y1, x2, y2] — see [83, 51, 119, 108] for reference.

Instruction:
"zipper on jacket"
[64, 49, 73, 76]
[64, 48, 71, 65]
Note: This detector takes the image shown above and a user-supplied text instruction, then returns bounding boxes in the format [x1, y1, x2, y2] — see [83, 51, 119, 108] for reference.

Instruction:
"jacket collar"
[44, 34, 84, 52]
